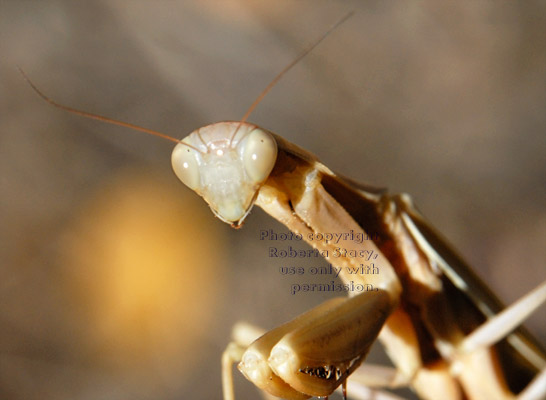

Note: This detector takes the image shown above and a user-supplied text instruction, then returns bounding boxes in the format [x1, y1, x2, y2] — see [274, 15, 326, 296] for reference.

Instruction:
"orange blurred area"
[1, 169, 227, 398]
[58, 170, 225, 372]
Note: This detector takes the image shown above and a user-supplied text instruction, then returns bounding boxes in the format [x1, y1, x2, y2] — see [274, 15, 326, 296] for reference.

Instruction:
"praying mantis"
[20, 11, 546, 400]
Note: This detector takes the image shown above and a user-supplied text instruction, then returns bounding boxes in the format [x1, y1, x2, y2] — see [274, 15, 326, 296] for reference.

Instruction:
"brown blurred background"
[1, 1, 545, 399]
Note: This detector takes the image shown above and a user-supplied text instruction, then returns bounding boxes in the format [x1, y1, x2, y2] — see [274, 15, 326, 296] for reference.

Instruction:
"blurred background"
[1, 1, 545, 399]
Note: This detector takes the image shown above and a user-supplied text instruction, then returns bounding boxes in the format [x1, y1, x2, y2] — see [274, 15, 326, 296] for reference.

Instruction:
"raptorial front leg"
[224, 324, 422, 400]
[223, 290, 395, 400]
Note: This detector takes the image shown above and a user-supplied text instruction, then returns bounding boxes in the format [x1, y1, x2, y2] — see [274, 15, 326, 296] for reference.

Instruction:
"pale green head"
[171, 122, 277, 226]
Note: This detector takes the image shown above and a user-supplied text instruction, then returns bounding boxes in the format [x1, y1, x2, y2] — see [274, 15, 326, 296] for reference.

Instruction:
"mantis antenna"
[19, 11, 354, 152]
[230, 11, 354, 142]
[17, 66, 204, 151]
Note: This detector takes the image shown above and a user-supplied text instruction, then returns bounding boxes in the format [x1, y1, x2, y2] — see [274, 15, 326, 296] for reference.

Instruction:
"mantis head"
[171, 122, 277, 227]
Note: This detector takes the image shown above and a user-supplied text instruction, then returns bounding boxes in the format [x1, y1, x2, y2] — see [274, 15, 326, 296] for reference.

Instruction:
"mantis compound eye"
[171, 143, 201, 191]
[239, 129, 277, 185]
